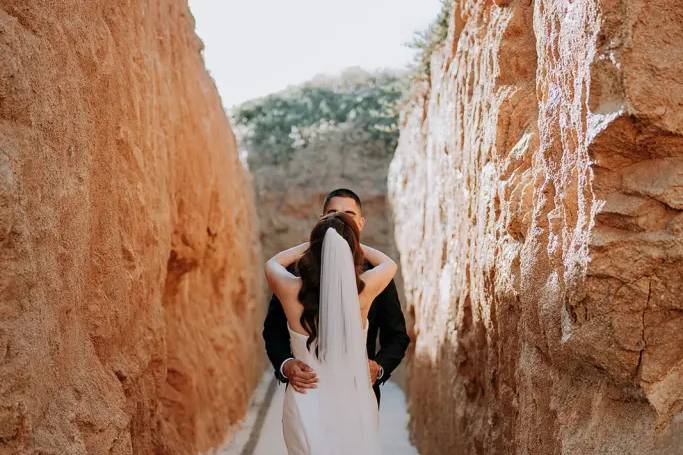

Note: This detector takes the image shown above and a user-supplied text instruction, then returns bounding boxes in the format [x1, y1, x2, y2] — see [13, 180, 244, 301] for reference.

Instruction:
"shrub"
[407, 0, 452, 82]
[231, 68, 407, 166]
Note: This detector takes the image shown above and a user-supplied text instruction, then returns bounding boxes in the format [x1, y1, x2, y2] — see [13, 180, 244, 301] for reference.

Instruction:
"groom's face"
[322, 197, 366, 233]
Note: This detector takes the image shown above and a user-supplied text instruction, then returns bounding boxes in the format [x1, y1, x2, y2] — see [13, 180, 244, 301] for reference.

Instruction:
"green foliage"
[230, 69, 407, 166]
[407, 0, 452, 81]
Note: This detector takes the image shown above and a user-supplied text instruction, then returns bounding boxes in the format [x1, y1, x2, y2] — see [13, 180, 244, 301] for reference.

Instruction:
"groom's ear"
[358, 216, 366, 232]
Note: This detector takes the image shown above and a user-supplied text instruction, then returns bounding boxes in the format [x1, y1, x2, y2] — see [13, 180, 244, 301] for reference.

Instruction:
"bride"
[264, 211, 397, 455]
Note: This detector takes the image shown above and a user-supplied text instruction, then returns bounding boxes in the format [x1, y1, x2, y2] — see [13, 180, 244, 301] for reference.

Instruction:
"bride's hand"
[273, 242, 309, 267]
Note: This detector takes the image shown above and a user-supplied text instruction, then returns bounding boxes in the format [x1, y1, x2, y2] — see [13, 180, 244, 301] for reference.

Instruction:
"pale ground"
[211, 372, 419, 455]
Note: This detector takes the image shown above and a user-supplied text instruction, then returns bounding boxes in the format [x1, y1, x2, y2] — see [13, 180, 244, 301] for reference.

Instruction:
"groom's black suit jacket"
[263, 261, 410, 403]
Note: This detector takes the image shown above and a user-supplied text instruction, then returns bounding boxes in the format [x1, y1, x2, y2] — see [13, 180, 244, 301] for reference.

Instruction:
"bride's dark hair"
[296, 212, 366, 351]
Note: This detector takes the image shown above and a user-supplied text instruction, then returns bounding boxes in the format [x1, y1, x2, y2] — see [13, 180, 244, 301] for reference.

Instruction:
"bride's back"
[281, 214, 397, 342]
[282, 223, 381, 455]
[284, 212, 367, 343]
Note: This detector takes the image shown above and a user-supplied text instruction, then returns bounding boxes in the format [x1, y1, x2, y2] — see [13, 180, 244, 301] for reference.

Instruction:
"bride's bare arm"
[264, 242, 308, 302]
[359, 244, 397, 310]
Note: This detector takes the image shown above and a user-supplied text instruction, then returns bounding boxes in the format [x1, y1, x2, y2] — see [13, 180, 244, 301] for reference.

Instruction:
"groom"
[263, 188, 410, 403]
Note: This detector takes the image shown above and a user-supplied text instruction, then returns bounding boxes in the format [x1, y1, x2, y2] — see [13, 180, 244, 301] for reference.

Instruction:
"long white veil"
[311, 227, 380, 454]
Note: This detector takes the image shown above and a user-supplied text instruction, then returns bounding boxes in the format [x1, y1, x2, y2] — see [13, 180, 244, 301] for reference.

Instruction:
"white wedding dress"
[282, 228, 381, 455]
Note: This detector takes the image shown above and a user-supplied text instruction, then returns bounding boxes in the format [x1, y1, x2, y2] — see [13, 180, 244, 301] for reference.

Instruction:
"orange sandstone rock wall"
[0, 2, 263, 453]
[388, 0, 683, 453]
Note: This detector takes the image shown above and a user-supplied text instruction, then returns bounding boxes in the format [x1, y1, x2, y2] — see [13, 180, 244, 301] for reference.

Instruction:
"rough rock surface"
[0, 2, 263, 454]
[388, 0, 683, 453]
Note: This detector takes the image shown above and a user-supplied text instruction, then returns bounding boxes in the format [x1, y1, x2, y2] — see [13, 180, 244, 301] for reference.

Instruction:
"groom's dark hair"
[322, 188, 362, 213]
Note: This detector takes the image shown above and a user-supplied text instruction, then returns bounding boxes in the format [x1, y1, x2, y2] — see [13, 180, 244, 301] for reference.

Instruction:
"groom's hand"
[283, 359, 318, 393]
[368, 360, 382, 384]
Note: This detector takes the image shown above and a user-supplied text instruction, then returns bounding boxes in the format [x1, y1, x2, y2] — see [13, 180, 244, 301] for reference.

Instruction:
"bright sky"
[188, 0, 442, 108]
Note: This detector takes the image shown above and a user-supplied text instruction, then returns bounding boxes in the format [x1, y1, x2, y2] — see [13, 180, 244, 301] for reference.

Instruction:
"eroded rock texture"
[0, 2, 263, 453]
[388, 0, 683, 453]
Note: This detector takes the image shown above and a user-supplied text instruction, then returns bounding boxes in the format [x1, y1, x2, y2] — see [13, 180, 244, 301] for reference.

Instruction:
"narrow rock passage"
[213, 373, 419, 455]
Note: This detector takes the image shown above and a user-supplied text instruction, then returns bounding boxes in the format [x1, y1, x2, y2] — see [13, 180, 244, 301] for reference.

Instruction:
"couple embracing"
[263, 188, 410, 455]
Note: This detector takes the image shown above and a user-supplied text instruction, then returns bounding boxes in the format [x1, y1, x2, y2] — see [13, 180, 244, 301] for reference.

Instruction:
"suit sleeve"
[262, 292, 293, 383]
[374, 279, 410, 384]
